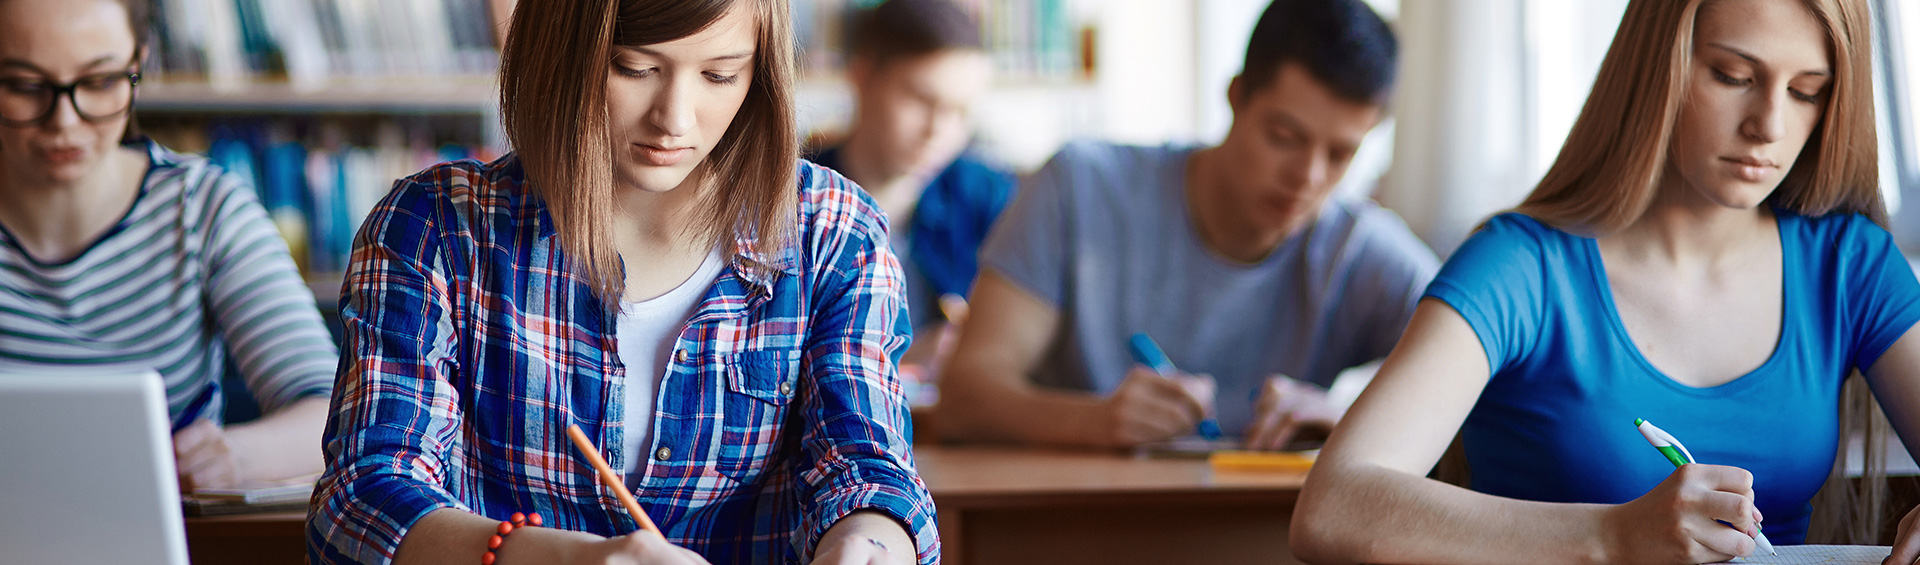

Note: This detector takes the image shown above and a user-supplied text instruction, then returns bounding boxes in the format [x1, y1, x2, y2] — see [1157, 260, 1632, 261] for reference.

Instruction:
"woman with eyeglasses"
[0, 0, 339, 491]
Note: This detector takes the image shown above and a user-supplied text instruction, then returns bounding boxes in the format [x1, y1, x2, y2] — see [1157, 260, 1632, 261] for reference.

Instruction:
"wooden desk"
[185, 447, 1305, 565]
[918, 444, 1307, 565]
[185, 511, 306, 565]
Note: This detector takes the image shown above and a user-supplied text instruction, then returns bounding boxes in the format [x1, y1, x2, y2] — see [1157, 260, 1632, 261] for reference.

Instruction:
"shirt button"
[655, 446, 672, 461]
[778, 381, 792, 395]
[674, 350, 688, 363]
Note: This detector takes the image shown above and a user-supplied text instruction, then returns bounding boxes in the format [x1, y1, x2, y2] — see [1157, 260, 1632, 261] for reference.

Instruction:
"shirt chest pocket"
[712, 350, 798, 483]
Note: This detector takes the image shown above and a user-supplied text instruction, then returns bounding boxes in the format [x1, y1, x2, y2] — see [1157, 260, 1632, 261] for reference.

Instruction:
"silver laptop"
[0, 370, 189, 565]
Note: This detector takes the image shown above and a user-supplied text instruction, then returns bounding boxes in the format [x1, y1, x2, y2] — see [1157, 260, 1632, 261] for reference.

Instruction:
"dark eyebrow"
[1267, 109, 1368, 151]
[0, 55, 127, 75]
[0, 58, 46, 73]
[1705, 42, 1830, 78]
[1264, 110, 1306, 134]
[626, 46, 753, 63]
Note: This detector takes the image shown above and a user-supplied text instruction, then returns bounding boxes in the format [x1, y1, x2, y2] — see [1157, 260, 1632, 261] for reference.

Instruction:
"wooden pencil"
[564, 424, 662, 535]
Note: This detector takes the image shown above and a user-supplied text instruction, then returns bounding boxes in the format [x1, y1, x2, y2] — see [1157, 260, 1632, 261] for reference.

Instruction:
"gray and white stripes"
[0, 142, 338, 425]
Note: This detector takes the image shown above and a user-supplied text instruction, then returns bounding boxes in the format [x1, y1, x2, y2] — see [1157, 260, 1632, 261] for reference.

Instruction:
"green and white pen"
[1634, 418, 1776, 556]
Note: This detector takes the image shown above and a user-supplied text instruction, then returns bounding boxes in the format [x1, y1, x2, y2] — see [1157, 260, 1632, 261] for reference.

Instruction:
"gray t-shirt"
[980, 141, 1439, 431]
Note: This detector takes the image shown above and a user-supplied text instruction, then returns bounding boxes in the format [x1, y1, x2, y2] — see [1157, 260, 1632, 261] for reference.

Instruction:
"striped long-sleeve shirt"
[307, 155, 939, 564]
[0, 140, 339, 428]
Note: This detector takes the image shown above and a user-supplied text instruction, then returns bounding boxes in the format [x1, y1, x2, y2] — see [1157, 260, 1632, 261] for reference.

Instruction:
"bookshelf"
[138, 80, 497, 114]
[137, 0, 507, 286]
[138, 79, 503, 147]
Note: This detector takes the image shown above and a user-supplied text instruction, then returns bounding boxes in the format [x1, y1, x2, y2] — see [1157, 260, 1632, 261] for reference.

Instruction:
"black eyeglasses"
[0, 70, 142, 127]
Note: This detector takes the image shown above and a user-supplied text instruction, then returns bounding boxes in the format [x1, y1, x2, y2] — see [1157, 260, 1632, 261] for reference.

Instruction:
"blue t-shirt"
[1424, 212, 1920, 545]
[982, 141, 1439, 431]
[807, 147, 1016, 330]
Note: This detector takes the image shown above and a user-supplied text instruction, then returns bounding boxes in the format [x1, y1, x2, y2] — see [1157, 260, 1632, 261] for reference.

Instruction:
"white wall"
[1091, 0, 1199, 145]
[1377, 0, 1625, 254]
[1377, 0, 1529, 254]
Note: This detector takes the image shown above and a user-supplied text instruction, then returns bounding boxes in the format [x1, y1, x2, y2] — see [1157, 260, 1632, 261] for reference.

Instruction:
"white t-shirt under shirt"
[618, 249, 725, 479]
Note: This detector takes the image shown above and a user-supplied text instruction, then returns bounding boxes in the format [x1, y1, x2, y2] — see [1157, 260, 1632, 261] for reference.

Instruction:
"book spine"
[201, 0, 249, 88]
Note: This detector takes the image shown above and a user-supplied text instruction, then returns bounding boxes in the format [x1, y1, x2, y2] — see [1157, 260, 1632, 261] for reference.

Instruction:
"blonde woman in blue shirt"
[1293, 0, 1920, 563]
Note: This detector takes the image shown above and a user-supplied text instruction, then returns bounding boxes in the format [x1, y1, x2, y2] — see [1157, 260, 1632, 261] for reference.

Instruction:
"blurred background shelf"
[138, 79, 499, 114]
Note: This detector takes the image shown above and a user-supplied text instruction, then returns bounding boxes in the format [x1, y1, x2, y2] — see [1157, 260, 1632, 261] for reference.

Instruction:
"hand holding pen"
[1126, 334, 1221, 440]
[1081, 333, 1213, 447]
[1599, 419, 1772, 562]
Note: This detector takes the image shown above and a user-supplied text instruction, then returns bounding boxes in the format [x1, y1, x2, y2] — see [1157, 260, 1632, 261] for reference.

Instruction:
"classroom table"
[176, 444, 1920, 564]
[184, 444, 1306, 564]
[916, 443, 1307, 565]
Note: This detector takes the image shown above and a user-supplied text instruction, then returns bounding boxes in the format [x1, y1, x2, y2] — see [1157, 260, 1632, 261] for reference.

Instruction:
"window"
[1877, 0, 1919, 242]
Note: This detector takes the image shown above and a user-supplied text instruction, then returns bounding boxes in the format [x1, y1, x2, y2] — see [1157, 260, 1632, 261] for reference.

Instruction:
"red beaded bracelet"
[481, 512, 543, 565]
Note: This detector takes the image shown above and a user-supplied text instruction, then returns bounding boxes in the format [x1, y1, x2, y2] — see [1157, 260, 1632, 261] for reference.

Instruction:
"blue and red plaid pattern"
[306, 154, 938, 564]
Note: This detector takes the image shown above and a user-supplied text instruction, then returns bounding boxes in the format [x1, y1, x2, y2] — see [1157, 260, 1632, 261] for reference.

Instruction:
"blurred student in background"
[939, 0, 1437, 450]
[1292, 0, 1920, 562]
[0, 0, 337, 490]
[806, 0, 1014, 382]
[307, 0, 935, 563]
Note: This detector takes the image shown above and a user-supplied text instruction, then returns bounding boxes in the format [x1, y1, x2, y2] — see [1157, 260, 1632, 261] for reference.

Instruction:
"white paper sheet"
[1712, 545, 1891, 564]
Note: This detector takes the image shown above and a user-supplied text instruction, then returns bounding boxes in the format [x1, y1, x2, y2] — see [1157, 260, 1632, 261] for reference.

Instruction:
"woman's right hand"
[1600, 464, 1763, 564]
[561, 533, 712, 565]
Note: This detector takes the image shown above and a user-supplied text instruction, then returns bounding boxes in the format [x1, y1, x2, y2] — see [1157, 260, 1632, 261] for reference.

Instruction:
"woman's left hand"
[814, 511, 915, 565]
[1888, 504, 1920, 565]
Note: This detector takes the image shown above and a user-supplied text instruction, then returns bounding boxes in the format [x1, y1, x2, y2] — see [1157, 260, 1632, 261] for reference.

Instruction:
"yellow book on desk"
[1208, 450, 1316, 472]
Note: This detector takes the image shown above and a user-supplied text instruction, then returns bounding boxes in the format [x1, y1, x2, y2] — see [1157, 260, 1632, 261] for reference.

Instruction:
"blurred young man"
[807, 0, 1014, 378]
[940, 0, 1438, 450]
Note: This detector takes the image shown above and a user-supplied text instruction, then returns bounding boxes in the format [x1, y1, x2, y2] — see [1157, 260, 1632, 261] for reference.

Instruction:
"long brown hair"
[1514, 0, 1888, 542]
[499, 0, 797, 304]
[1514, 0, 1882, 234]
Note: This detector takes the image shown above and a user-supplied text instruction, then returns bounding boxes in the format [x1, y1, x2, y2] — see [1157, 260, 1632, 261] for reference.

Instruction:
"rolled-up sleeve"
[307, 178, 469, 564]
[793, 174, 940, 564]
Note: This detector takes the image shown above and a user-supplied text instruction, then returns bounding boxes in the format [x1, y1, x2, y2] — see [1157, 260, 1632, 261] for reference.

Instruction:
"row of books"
[969, 0, 1084, 79]
[149, 119, 495, 276]
[147, 0, 502, 88]
[794, 0, 1091, 81]
[147, 0, 1085, 88]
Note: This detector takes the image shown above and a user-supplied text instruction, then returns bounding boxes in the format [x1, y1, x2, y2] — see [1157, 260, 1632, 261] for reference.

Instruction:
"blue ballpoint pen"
[1634, 418, 1776, 556]
[1127, 333, 1222, 440]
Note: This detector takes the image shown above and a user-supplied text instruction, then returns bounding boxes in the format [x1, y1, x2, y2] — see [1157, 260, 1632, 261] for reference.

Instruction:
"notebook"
[191, 477, 317, 505]
[183, 475, 317, 516]
[1712, 545, 1891, 564]
[1136, 435, 1326, 459]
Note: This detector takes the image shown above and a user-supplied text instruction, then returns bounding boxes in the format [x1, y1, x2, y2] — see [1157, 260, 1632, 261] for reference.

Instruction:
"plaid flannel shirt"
[306, 155, 939, 564]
